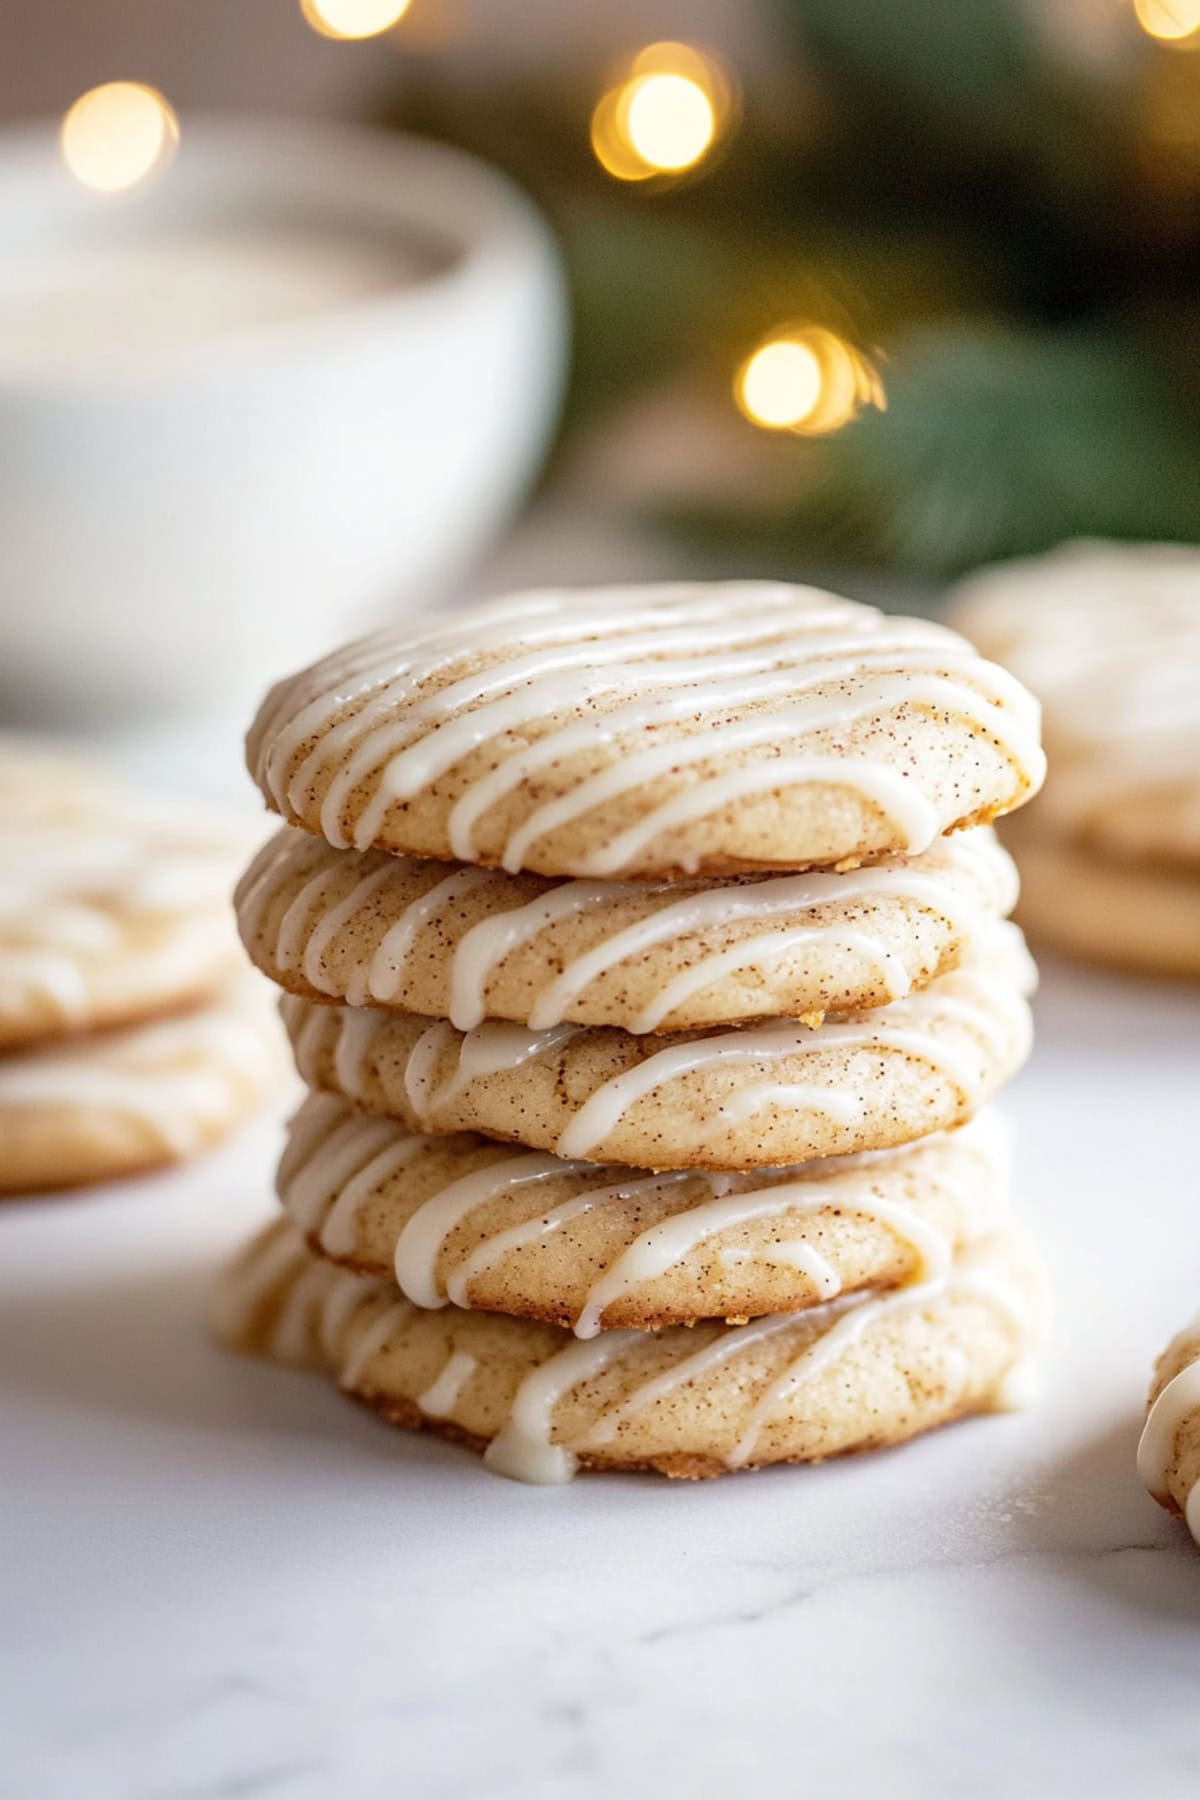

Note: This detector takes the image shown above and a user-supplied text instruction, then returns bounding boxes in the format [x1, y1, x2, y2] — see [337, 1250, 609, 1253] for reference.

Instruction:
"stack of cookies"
[215, 581, 1047, 1482]
[951, 541, 1200, 979]
[0, 742, 285, 1193]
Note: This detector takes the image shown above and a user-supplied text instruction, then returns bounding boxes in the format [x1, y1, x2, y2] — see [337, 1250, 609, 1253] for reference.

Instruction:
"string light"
[735, 327, 884, 435]
[60, 83, 178, 193]
[591, 42, 733, 183]
[300, 0, 411, 41]
[1134, 0, 1200, 40]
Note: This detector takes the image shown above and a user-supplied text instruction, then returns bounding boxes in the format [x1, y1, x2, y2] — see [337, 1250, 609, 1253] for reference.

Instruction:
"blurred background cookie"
[951, 542, 1200, 978]
[0, 972, 286, 1193]
[0, 741, 254, 1048]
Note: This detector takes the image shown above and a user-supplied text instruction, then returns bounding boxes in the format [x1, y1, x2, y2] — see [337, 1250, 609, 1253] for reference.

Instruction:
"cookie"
[951, 542, 1200, 868]
[0, 740, 253, 1049]
[280, 923, 1034, 1171]
[246, 582, 1045, 879]
[1139, 1314, 1200, 1547]
[212, 1217, 1041, 1481]
[278, 1092, 1010, 1333]
[0, 974, 287, 1193]
[237, 822, 1018, 1034]
[1001, 820, 1200, 980]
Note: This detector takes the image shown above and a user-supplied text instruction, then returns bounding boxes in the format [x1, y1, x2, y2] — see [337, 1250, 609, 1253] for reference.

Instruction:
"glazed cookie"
[237, 822, 1018, 1033]
[1139, 1314, 1200, 1547]
[246, 582, 1045, 879]
[1000, 821, 1200, 980]
[208, 1213, 395, 1373]
[951, 542, 1200, 867]
[212, 1217, 1042, 1482]
[0, 974, 287, 1193]
[278, 1092, 1011, 1333]
[0, 741, 254, 1048]
[281, 923, 1034, 1171]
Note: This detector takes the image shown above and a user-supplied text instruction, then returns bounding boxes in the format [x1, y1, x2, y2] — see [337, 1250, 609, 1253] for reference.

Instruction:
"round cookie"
[0, 740, 254, 1049]
[281, 923, 1035, 1172]
[237, 822, 1018, 1034]
[0, 974, 287, 1193]
[1003, 821, 1200, 980]
[212, 1217, 1042, 1482]
[951, 542, 1200, 868]
[278, 1092, 1011, 1333]
[1139, 1314, 1200, 1547]
[246, 582, 1045, 879]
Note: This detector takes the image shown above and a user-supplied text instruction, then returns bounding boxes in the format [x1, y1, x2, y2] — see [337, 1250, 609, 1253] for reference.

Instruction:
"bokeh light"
[738, 340, 823, 429]
[60, 83, 178, 193]
[1134, 0, 1200, 41]
[300, 0, 411, 41]
[591, 43, 734, 183]
[624, 73, 715, 172]
[735, 327, 885, 436]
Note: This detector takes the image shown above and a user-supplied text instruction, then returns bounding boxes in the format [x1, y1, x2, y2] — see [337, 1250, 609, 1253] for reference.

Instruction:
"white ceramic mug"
[0, 120, 568, 717]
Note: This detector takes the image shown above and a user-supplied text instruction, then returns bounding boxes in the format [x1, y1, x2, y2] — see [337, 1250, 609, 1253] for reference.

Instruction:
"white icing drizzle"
[551, 962, 1023, 1161]
[365, 867, 493, 1007]
[1138, 1346, 1200, 1543]
[339, 1298, 415, 1391]
[717, 1240, 840, 1296]
[281, 1099, 979, 1338]
[402, 1018, 583, 1127]
[417, 1350, 479, 1419]
[450, 859, 985, 1034]
[476, 1257, 1030, 1482]
[242, 824, 1017, 1034]
[725, 1282, 941, 1466]
[483, 1332, 643, 1485]
[250, 583, 1043, 874]
[284, 928, 1032, 1165]
[233, 1216, 1029, 1485]
[392, 1152, 592, 1309]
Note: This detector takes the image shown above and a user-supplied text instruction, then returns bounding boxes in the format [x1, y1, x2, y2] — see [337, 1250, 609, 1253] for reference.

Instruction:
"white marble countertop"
[3, 954, 1199, 1800]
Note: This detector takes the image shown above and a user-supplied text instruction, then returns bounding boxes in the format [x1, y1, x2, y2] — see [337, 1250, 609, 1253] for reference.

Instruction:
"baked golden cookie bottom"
[0, 975, 287, 1193]
[211, 1218, 1041, 1482]
[278, 1092, 1011, 1334]
[1008, 827, 1200, 980]
[1139, 1315, 1200, 1547]
[236, 822, 1018, 1035]
[280, 923, 1034, 1172]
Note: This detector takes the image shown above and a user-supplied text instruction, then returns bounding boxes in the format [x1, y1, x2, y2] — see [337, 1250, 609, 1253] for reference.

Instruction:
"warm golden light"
[591, 42, 733, 183]
[300, 0, 411, 40]
[735, 327, 885, 436]
[738, 340, 823, 429]
[60, 83, 178, 193]
[624, 72, 715, 172]
[1134, 0, 1200, 40]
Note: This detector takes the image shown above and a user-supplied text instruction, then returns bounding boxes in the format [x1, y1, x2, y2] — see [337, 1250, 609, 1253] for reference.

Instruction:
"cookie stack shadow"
[213, 582, 1048, 1483]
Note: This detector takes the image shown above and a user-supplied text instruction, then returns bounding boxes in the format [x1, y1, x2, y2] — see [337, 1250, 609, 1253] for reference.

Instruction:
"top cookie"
[951, 542, 1200, 868]
[247, 583, 1045, 879]
[0, 740, 254, 1049]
